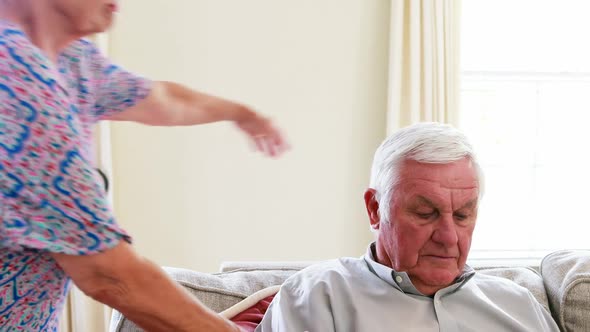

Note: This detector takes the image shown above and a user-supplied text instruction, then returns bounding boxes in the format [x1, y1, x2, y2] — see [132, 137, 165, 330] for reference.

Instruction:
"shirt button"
[395, 276, 403, 283]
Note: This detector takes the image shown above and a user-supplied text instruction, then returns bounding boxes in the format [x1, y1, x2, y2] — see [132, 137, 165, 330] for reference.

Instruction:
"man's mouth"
[424, 255, 457, 260]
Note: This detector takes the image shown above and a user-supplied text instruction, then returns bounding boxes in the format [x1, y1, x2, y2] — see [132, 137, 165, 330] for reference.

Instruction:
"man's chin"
[420, 268, 461, 287]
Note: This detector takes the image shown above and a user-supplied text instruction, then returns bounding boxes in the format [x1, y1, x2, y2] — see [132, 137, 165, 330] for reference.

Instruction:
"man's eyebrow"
[415, 195, 437, 207]
[457, 199, 478, 211]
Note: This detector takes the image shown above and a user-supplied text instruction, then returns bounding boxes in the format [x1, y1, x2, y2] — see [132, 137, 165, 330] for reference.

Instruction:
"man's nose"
[431, 214, 459, 246]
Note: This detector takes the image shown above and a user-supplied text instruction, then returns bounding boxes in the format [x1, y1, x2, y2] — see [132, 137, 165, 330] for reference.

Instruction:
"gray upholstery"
[541, 250, 590, 332]
[220, 261, 320, 273]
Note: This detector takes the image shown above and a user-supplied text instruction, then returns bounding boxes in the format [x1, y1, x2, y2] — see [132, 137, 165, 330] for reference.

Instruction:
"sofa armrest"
[541, 250, 590, 332]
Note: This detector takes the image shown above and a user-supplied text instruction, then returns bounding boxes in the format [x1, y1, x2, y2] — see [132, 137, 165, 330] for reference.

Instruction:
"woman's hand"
[234, 108, 290, 158]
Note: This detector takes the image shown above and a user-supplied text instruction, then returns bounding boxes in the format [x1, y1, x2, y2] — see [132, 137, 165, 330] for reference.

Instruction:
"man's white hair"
[369, 122, 484, 224]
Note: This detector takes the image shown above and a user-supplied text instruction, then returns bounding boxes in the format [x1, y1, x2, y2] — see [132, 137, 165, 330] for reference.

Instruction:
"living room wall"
[107, 0, 390, 273]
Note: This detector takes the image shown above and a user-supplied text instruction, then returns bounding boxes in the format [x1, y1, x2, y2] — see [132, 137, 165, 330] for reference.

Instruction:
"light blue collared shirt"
[257, 243, 559, 332]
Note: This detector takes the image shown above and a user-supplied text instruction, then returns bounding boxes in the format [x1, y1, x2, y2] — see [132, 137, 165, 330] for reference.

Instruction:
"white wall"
[108, 0, 390, 273]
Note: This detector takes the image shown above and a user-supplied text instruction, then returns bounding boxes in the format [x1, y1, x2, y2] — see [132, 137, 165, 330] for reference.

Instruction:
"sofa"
[110, 250, 590, 332]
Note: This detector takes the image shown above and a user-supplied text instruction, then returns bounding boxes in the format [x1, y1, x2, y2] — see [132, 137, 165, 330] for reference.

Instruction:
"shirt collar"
[363, 242, 475, 296]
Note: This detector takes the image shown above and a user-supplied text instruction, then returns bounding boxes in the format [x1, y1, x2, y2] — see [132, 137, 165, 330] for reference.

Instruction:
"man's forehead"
[400, 178, 479, 191]
[402, 185, 479, 201]
[395, 161, 480, 206]
[397, 159, 479, 187]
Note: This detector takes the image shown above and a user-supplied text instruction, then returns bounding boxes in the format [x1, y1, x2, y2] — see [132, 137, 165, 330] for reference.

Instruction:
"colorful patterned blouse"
[0, 20, 151, 331]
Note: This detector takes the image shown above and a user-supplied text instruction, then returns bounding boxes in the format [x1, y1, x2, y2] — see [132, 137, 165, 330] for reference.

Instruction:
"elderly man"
[257, 122, 558, 331]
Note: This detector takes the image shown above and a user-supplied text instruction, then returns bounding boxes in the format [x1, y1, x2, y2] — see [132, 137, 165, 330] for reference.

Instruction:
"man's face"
[49, 0, 119, 35]
[367, 158, 479, 296]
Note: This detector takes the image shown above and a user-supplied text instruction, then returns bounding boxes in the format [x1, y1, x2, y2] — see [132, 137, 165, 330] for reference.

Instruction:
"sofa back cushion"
[541, 250, 590, 332]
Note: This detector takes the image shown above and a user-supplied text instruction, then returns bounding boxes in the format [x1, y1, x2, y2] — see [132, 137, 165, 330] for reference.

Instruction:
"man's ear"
[364, 189, 381, 230]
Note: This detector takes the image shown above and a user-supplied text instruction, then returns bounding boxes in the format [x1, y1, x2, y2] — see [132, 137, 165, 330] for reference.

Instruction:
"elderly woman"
[0, 0, 288, 331]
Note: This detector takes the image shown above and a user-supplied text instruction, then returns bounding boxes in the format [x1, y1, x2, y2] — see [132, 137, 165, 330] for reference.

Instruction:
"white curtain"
[387, 0, 462, 133]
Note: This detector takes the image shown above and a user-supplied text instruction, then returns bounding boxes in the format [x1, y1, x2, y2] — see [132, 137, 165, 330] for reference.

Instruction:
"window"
[460, 0, 590, 261]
